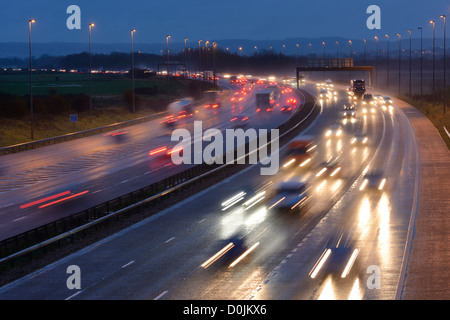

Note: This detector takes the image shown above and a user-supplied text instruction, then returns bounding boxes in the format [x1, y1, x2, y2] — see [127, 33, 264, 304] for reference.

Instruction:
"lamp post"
[322, 42, 326, 59]
[441, 15, 447, 114]
[418, 27, 423, 107]
[386, 34, 390, 89]
[296, 43, 300, 58]
[198, 39, 202, 76]
[348, 40, 352, 59]
[283, 44, 286, 56]
[407, 29, 412, 98]
[89, 23, 95, 123]
[29, 19, 36, 140]
[363, 38, 367, 65]
[336, 41, 339, 60]
[166, 35, 171, 101]
[204, 40, 210, 76]
[213, 42, 218, 86]
[184, 37, 188, 77]
[397, 33, 401, 96]
[131, 29, 136, 113]
[430, 20, 436, 108]
[374, 36, 379, 88]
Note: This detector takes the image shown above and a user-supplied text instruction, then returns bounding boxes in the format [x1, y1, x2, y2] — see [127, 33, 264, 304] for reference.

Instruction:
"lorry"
[203, 90, 222, 108]
[256, 88, 278, 112]
[350, 79, 366, 98]
[162, 98, 194, 128]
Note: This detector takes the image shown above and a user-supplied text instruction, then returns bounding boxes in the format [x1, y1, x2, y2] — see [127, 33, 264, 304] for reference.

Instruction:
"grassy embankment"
[0, 72, 204, 148]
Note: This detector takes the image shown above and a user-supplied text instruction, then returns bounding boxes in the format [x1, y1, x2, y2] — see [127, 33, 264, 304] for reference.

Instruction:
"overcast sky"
[0, 0, 448, 44]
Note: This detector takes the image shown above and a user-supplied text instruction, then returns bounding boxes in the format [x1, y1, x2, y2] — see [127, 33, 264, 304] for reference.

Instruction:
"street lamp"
[407, 29, 412, 98]
[89, 23, 95, 123]
[430, 20, 436, 108]
[166, 35, 171, 101]
[397, 33, 401, 96]
[204, 40, 210, 75]
[308, 43, 312, 58]
[441, 15, 446, 114]
[374, 36, 379, 88]
[322, 41, 326, 59]
[418, 27, 423, 106]
[29, 19, 36, 140]
[363, 38, 367, 65]
[386, 34, 390, 89]
[198, 40, 202, 76]
[336, 41, 339, 59]
[283, 44, 286, 55]
[348, 40, 352, 59]
[184, 37, 188, 77]
[131, 29, 136, 113]
[296, 43, 300, 58]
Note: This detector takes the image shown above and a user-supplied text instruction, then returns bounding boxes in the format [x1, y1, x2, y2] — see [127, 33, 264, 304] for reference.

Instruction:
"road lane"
[0, 81, 420, 301]
[0, 80, 301, 240]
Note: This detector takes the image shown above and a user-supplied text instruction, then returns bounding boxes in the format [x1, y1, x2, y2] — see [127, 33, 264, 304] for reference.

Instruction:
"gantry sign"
[296, 58, 375, 89]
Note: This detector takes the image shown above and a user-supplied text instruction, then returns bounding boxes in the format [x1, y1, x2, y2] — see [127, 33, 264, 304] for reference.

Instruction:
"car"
[359, 170, 387, 191]
[325, 124, 343, 138]
[342, 103, 356, 111]
[200, 234, 249, 269]
[343, 109, 356, 118]
[319, 88, 329, 98]
[267, 179, 312, 214]
[363, 93, 373, 104]
[230, 113, 250, 129]
[309, 228, 359, 279]
[351, 132, 368, 145]
[315, 157, 342, 178]
[383, 96, 393, 105]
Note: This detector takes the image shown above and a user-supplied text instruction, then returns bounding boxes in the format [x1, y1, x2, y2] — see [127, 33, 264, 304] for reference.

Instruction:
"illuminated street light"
[418, 27, 423, 107]
[29, 19, 36, 140]
[166, 35, 171, 101]
[397, 33, 401, 96]
[430, 20, 435, 108]
[407, 29, 412, 98]
[374, 36, 379, 88]
[131, 29, 136, 113]
[440, 15, 446, 114]
[386, 34, 390, 89]
[89, 23, 95, 123]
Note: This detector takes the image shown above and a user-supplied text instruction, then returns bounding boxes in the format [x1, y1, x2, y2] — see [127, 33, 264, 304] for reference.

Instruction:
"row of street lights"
[26, 16, 448, 139]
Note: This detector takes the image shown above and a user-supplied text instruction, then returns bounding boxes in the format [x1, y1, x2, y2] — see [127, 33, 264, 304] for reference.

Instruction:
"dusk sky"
[0, 0, 449, 45]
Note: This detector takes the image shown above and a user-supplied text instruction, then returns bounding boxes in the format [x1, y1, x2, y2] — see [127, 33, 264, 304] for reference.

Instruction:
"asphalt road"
[0, 80, 301, 241]
[0, 81, 420, 300]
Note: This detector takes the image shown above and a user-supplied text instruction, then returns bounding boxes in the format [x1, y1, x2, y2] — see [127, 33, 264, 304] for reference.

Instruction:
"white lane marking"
[65, 290, 82, 300]
[164, 237, 176, 244]
[444, 126, 450, 139]
[154, 290, 168, 300]
[121, 260, 135, 269]
[198, 218, 206, 224]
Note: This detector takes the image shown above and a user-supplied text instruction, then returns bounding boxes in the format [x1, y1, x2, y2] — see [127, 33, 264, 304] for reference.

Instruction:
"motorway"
[0, 80, 420, 300]
[0, 79, 300, 241]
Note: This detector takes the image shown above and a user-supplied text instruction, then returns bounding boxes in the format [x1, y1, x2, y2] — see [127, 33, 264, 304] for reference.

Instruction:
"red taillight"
[167, 146, 183, 155]
[149, 146, 167, 156]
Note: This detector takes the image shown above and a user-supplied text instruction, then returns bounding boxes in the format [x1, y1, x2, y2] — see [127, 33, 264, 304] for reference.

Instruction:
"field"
[0, 71, 207, 148]
[0, 72, 179, 96]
